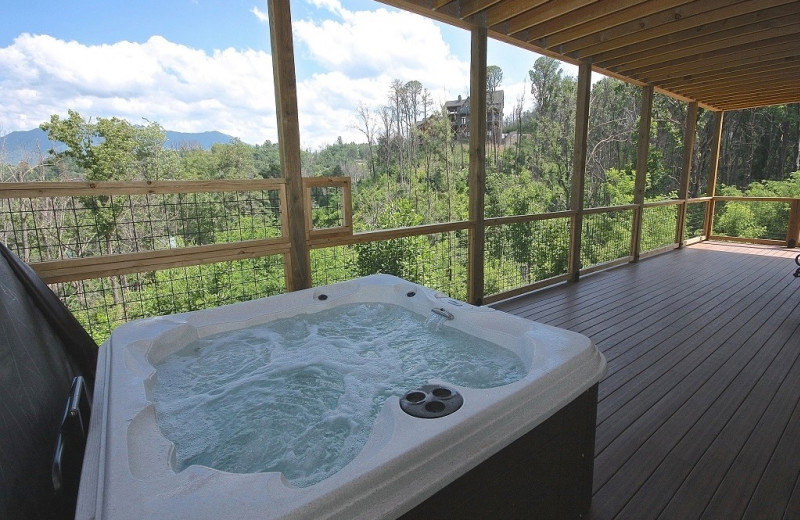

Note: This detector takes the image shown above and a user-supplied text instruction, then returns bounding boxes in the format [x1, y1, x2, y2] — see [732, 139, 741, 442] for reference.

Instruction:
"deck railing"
[1, 180, 798, 341]
[708, 196, 800, 247]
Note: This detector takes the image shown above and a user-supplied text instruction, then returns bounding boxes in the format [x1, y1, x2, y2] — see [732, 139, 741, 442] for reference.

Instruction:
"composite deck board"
[742, 390, 800, 519]
[700, 318, 800, 518]
[588, 283, 797, 517]
[784, 468, 800, 520]
[617, 281, 800, 518]
[593, 258, 791, 432]
[492, 242, 800, 519]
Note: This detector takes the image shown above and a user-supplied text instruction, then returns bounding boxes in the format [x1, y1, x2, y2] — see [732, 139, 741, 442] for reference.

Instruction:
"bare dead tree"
[354, 102, 377, 179]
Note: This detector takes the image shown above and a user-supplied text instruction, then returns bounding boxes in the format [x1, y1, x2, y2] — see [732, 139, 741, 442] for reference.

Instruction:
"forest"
[2, 57, 800, 341]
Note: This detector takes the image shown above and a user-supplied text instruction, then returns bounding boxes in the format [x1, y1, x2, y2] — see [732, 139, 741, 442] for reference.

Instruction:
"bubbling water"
[150, 302, 526, 487]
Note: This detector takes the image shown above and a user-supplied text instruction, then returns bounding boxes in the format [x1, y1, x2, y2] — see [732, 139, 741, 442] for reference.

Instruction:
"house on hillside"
[443, 90, 504, 143]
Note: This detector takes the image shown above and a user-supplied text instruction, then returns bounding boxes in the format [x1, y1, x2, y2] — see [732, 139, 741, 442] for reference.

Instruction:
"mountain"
[1, 128, 238, 165]
[0, 128, 62, 163]
[164, 131, 237, 150]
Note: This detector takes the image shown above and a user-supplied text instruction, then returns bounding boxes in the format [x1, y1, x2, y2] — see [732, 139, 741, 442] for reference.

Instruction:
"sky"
[1, 0, 568, 149]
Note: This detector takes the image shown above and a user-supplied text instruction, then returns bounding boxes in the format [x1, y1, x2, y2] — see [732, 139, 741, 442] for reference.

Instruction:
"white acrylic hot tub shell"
[76, 274, 606, 520]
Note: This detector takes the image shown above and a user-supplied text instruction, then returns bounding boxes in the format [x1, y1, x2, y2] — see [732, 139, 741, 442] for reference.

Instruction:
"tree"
[209, 138, 256, 179]
[487, 65, 503, 94]
[355, 102, 377, 179]
[40, 110, 167, 181]
[526, 57, 576, 209]
[586, 78, 641, 205]
[486, 65, 503, 164]
[354, 199, 430, 281]
[529, 57, 563, 118]
[40, 110, 167, 304]
[253, 140, 282, 178]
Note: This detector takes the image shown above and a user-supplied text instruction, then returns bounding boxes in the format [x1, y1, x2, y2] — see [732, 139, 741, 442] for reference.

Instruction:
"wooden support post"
[568, 61, 592, 282]
[704, 111, 725, 240]
[787, 199, 800, 248]
[268, 0, 311, 291]
[630, 86, 653, 262]
[675, 102, 698, 248]
[468, 26, 487, 305]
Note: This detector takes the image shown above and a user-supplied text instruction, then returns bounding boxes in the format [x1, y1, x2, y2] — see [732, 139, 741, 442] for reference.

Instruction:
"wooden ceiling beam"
[658, 59, 799, 90]
[375, 0, 800, 110]
[484, 0, 548, 27]
[711, 90, 800, 110]
[501, 0, 597, 37]
[593, 3, 800, 65]
[636, 44, 797, 85]
[685, 93, 800, 113]
[458, 0, 502, 19]
[557, 0, 737, 55]
[618, 35, 798, 79]
[718, 94, 800, 111]
[566, 0, 787, 59]
[692, 79, 800, 98]
[602, 22, 800, 72]
[379, 0, 472, 29]
[432, 0, 455, 10]
[677, 77, 800, 100]
[530, 0, 681, 49]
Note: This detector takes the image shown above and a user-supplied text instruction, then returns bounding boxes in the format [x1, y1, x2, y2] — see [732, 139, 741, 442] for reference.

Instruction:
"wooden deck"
[493, 242, 800, 520]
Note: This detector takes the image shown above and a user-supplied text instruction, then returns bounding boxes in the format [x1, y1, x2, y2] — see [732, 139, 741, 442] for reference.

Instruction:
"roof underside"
[378, 0, 800, 111]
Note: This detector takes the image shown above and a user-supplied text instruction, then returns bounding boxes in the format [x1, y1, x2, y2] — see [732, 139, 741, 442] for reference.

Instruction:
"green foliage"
[713, 174, 800, 240]
[354, 199, 431, 281]
[718, 104, 800, 186]
[41, 109, 168, 181]
[715, 200, 767, 239]
[523, 57, 576, 208]
[13, 95, 800, 342]
[597, 168, 635, 206]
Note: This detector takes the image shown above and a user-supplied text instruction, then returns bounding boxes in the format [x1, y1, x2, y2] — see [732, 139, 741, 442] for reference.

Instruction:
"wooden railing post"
[787, 198, 800, 248]
[630, 86, 653, 262]
[467, 25, 487, 304]
[268, 0, 311, 291]
[676, 102, 698, 248]
[568, 61, 592, 282]
[704, 111, 725, 240]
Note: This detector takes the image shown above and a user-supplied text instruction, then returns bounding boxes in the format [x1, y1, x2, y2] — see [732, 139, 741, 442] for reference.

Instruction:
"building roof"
[378, 0, 800, 111]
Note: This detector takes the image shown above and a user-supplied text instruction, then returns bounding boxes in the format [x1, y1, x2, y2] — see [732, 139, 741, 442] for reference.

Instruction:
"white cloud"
[0, 33, 278, 144]
[291, 0, 471, 147]
[306, 0, 346, 18]
[294, 4, 468, 83]
[251, 6, 269, 23]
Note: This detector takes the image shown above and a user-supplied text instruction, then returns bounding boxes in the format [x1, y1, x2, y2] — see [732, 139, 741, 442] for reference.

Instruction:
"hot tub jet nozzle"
[432, 307, 454, 320]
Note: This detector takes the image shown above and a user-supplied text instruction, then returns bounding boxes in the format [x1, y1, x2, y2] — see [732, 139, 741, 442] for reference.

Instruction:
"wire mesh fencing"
[52, 256, 286, 343]
[641, 203, 678, 253]
[311, 230, 469, 301]
[581, 208, 634, 269]
[484, 216, 571, 296]
[0, 189, 283, 264]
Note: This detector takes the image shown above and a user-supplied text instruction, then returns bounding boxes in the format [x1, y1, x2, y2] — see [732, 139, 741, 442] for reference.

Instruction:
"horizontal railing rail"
[0, 179, 288, 197]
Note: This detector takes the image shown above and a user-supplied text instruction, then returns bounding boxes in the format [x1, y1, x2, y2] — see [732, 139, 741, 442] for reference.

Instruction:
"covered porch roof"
[379, 0, 800, 111]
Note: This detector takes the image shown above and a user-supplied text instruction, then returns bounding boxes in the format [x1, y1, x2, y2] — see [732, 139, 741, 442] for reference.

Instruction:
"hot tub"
[76, 274, 606, 519]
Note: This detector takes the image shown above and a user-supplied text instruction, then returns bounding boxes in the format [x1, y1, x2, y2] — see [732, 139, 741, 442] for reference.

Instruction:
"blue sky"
[1, 0, 555, 149]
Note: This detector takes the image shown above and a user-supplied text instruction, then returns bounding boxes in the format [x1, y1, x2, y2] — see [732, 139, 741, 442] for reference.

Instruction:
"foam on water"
[150, 302, 526, 487]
